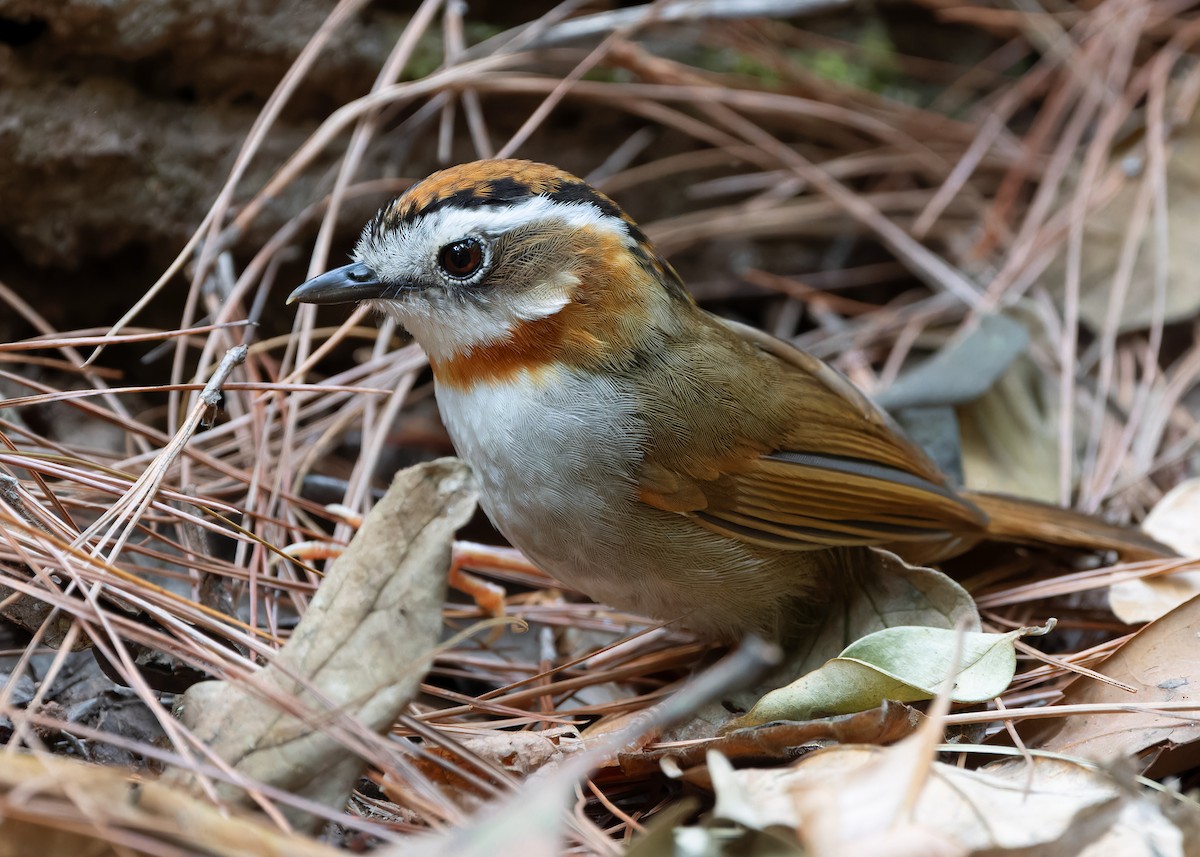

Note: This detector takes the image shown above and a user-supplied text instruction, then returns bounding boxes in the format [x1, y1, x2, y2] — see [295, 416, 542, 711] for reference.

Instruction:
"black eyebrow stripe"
[376, 177, 655, 252]
[486, 176, 536, 202]
[420, 187, 501, 216]
[545, 181, 622, 217]
[545, 181, 648, 244]
[382, 178, 541, 233]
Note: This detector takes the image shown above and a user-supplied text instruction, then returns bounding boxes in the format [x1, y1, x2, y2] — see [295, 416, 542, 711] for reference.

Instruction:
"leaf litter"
[1, 2, 1199, 855]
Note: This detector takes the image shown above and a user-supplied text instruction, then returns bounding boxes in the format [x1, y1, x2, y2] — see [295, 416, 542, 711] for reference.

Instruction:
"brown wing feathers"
[965, 491, 1171, 561]
[636, 310, 1170, 561]
[694, 452, 986, 550]
[636, 310, 989, 554]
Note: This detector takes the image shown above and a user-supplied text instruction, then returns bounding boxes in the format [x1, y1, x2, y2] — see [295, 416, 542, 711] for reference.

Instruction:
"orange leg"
[448, 541, 543, 618]
[285, 512, 535, 618]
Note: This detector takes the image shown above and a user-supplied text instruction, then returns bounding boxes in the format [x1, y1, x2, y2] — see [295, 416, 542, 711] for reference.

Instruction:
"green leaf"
[695, 552, 981, 741]
[786, 549, 981, 677]
[734, 624, 1048, 727]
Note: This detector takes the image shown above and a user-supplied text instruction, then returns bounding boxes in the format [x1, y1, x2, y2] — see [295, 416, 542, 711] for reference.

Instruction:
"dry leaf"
[1077, 786, 1193, 857]
[168, 459, 478, 830]
[391, 726, 584, 806]
[1030, 593, 1200, 762]
[618, 700, 920, 777]
[873, 313, 1061, 504]
[957, 355, 1061, 503]
[0, 752, 345, 857]
[1044, 110, 1200, 332]
[722, 690, 963, 857]
[1141, 478, 1200, 556]
[877, 314, 1039, 493]
[709, 749, 1192, 856]
[876, 313, 1030, 410]
[1110, 479, 1200, 623]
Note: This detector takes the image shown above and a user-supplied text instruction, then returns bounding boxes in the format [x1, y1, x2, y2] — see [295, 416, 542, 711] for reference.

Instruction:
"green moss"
[795, 21, 899, 93]
[655, 22, 919, 101]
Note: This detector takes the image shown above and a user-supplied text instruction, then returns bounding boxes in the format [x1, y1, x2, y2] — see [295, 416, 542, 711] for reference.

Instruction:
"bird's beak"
[287, 262, 385, 306]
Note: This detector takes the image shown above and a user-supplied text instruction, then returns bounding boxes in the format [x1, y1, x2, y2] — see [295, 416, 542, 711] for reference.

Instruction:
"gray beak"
[287, 262, 385, 306]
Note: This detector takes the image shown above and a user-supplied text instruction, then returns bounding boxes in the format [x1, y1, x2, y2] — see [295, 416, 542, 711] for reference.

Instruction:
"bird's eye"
[437, 239, 485, 279]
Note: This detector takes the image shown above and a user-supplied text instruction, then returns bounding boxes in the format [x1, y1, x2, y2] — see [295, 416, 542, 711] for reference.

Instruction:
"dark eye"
[437, 239, 484, 279]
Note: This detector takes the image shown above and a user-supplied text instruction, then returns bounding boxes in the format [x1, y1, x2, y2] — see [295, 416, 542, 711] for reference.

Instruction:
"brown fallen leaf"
[679, 646, 962, 857]
[703, 731, 965, 856]
[1028, 593, 1200, 766]
[167, 459, 478, 830]
[0, 752, 345, 857]
[618, 699, 920, 777]
[388, 726, 584, 807]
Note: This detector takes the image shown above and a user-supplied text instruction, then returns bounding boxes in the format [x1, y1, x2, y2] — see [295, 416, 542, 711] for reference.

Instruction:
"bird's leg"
[449, 540, 548, 617]
[284, 507, 535, 618]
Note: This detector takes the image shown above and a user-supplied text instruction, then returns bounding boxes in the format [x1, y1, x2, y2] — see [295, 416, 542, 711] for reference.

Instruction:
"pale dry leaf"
[0, 752, 345, 857]
[785, 670, 956, 856]
[169, 459, 478, 830]
[709, 749, 775, 831]
[715, 750, 1169, 855]
[1110, 569, 1200, 626]
[1142, 478, 1200, 556]
[1077, 785, 1192, 857]
[967, 758, 1187, 856]
[1044, 109, 1200, 332]
[449, 726, 583, 775]
[772, 712, 959, 855]
[1030, 593, 1200, 762]
[957, 355, 1060, 503]
[1110, 479, 1200, 623]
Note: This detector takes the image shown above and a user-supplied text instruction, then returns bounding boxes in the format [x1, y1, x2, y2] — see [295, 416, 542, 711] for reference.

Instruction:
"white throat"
[369, 273, 575, 363]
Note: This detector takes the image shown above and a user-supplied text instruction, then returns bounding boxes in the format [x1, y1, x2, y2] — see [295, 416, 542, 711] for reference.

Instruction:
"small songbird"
[289, 159, 1169, 641]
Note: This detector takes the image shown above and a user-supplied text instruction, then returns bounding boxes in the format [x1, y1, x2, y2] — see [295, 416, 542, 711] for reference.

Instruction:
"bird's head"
[288, 159, 690, 388]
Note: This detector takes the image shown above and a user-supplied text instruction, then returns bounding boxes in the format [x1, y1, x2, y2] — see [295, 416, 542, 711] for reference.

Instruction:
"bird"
[288, 159, 1170, 642]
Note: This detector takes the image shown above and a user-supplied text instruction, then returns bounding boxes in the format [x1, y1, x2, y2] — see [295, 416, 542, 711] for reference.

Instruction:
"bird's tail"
[964, 491, 1173, 561]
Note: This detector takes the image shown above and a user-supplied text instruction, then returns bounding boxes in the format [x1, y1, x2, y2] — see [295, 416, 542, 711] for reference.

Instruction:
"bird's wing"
[636, 316, 987, 551]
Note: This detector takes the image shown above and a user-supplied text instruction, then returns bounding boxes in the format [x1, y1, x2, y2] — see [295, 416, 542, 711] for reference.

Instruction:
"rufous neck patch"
[428, 303, 600, 390]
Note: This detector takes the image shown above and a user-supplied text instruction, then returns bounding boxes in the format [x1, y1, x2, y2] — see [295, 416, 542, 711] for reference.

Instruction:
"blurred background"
[1, 1, 1199, 851]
